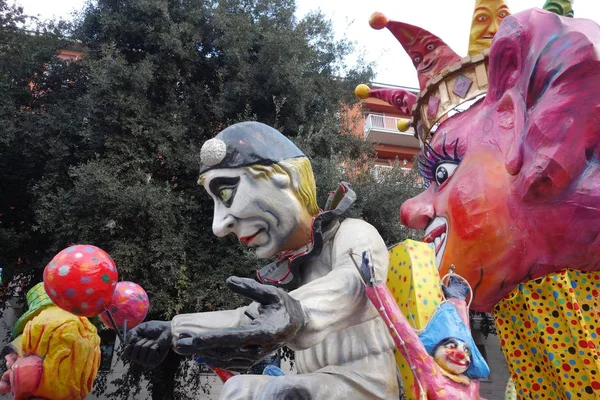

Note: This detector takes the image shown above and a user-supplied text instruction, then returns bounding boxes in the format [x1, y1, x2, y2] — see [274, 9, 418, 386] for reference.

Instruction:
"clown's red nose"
[455, 351, 465, 360]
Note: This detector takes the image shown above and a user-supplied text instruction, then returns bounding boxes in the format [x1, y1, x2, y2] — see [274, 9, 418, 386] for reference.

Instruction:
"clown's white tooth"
[441, 232, 446, 241]
[434, 237, 441, 248]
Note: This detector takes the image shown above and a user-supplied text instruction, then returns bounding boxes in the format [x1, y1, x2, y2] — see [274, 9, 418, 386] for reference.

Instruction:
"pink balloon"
[99, 281, 149, 330]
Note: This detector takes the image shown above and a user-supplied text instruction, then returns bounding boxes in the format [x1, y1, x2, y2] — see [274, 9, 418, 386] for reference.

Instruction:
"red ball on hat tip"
[43, 244, 118, 317]
[369, 12, 389, 30]
[99, 281, 150, 331]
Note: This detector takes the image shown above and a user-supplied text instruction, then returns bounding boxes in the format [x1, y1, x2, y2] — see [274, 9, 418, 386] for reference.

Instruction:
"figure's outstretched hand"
[122, 321, 172, 369]
[174, 277, 305, 370]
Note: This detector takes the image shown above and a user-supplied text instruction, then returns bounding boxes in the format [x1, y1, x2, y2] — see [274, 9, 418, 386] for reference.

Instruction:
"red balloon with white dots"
[43, 244, 118, 317]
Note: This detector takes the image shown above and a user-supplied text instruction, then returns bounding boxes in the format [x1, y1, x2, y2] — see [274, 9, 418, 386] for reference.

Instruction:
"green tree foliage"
[0, 0, 421, 398]
[0, 0, 85, 288]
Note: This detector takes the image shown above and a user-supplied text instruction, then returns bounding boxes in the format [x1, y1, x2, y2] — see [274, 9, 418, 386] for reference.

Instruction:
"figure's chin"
[442, 363, 468, 375]
[254, 246, 275, 258]
[254, 241, 279, 259]
[470, 40, 491, 54]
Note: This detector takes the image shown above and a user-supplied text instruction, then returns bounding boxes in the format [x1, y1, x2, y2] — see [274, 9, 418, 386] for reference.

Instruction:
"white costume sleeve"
[287, 218, 389, 351]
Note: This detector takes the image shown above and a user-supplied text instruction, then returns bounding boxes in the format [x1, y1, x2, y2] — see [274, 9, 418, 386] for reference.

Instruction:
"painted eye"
[219, 187, 233, 202]
[434, 162, 459, 186]
[413, 56, 422, 64]
[445, 342, 457, 349]
[477, 15, 487, 22]
[426, 44, 435, 51]
[499, 11, 508, 18]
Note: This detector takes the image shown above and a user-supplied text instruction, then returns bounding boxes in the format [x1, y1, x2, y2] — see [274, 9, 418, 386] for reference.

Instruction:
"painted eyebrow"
[208, 176, 240, 197]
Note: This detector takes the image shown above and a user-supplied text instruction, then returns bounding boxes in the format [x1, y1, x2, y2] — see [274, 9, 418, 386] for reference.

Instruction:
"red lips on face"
[445, 349, 470, 367]
[239, 231, 260, 246]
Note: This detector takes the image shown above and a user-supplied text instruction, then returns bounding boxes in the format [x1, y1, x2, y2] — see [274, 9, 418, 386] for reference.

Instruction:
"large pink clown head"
[400, 9, 600, 311]
[370, 12, 461, 91]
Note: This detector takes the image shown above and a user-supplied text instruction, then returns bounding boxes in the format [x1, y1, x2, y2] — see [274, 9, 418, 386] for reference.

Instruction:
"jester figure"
[123, 122, 400, 399]
[398, 8, 600, 399]
[0, 283, 101, 399]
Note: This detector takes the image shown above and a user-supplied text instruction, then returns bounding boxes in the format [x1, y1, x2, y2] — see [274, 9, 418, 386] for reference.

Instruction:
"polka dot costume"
[493, 269, 600, 399]
[387, 239, 444, 400]
[505, 377, 517, 400]
[43, 244, 118, 317]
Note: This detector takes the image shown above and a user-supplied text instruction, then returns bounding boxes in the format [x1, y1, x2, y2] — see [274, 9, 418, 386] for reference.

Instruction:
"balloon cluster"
[43, 245, 149, 333]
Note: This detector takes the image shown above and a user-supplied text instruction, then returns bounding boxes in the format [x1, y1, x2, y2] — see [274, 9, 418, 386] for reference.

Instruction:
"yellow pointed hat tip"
[369, 12, 388, 30]
[354, 84, 371, 99]
[397, 119, 411, 132]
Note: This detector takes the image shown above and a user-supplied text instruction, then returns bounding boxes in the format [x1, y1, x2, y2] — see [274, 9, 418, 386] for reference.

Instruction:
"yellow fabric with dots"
[493, 269, 600, 399]
[387, 239, 444, 400]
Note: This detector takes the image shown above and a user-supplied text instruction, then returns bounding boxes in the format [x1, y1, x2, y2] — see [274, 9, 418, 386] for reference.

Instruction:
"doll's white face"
[433, 338, 471, 375]
[202, 167, 302, 258]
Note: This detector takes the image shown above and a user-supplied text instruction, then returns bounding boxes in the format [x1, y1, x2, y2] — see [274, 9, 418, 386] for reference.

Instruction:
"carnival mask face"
[401, 10, 600, 311]
[401, 101, 533, 311]
[370, 88, 416, 115]
[468, 0, 510, 55]
[433, 338, 471, 375]
[202, 167, 303, 258]
[408, 36, 459, 89]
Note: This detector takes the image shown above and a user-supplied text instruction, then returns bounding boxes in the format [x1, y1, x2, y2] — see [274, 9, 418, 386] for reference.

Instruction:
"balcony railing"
[364, 114, 413, 138]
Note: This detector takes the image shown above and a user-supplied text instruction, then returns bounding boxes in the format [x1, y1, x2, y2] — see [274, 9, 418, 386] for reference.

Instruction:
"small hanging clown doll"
[354, 250, 489, 399]
[0, 283, 101, 400]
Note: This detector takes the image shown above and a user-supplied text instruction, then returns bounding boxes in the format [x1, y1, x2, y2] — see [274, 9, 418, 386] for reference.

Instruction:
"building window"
[98, 329, 117, 371]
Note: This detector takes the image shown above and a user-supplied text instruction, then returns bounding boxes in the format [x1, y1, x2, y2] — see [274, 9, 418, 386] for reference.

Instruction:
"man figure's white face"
[201, 167, 303, 258]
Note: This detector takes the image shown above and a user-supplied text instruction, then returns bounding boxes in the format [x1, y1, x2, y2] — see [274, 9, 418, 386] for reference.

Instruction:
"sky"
[17, 0, 600, 88]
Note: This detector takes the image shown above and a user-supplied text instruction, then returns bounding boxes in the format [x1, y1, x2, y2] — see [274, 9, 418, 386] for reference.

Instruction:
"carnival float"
[4, 0, 599, 399]
[359, 0, 600, 398]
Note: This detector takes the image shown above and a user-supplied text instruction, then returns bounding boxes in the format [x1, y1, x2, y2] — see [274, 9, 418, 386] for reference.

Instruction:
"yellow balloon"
[397, 119, 411, 132]
[354, 84, 370, 99]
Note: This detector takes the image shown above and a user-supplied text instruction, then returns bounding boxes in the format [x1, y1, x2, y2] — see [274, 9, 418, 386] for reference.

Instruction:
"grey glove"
[174, 276, 305, 370]
[122, 320, 172, 368]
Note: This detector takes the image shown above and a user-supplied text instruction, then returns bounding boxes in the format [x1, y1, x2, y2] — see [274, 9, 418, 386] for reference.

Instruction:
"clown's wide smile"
[423, 217, 447, 268]
[419, 60, 435, 73]
[446, 355, 470, 367]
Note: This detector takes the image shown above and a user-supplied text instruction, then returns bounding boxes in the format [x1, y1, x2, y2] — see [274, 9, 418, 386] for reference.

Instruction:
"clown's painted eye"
[477, 15, 487, 22]
[499, 11, 508, 18]
[435, 163, 459, 186]
[417, 134, 462, 188]
[208, 176, 240, 207]
[445, 341, 458, 349]
[219, 188, 233, 202]
[413, 56, 422, 64]
[426, 44, 435, 51]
